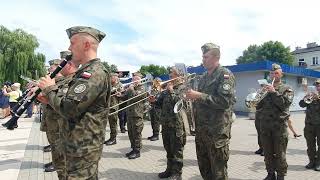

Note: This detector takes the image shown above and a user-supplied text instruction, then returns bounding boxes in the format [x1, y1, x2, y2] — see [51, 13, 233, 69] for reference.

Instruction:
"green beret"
[313, 78, 320, 86]
[271, 63, 282, 71]
[66, 26, 106, 43]
[201, 43, 220, 54]
[60, 51, 72, 59]
[49, 59, 62, 66]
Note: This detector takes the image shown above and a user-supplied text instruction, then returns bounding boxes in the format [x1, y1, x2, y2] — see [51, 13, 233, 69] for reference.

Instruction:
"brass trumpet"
[303, 92, 320, 104]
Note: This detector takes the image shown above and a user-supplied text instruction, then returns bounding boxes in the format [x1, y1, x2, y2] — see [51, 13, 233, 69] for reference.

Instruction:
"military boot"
[44, 162, 53, 168]
[125, 150, 134, 157]
[128, 149, 140, 159]
[314, 164, 320, 171]
[255, 148, 263, 155]
[43, 145, 52, 152]
[169, 173, 182, 180]
[104, 138, 117, 146]
[305, 161, 315, 169]
[150, 135, 159, 141]
[263, 172, 276, 180]
[44, 164, 56, 172]
[158, 169, 172, 179]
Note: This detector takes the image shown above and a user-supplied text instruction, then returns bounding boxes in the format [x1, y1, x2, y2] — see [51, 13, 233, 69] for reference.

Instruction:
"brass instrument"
[173, 73, 198, 113]
[303, 92, 320, 104]
[20, 75, 38, 86]
[245, 78, 275, 109]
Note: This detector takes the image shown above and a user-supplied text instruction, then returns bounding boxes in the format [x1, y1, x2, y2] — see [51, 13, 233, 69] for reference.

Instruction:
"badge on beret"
[74, 84, 86, 94]
[222, 83, 231, 91]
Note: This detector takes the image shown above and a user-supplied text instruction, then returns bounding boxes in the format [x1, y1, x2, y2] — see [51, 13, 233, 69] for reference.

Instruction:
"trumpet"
[253, 78, 275, 105]
[2, 54, 72, 130]
[303, 92, 320, 104]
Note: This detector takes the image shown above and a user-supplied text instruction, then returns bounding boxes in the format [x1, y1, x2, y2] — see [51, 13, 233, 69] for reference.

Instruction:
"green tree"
[139, 64, 168, 77]
[102, 61, 118, 72]
[0, 25, 46, 86]
[236, 41, 294, 65]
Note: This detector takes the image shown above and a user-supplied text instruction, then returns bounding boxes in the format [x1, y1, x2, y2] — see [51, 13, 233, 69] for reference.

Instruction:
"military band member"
[299, 79, 320, 171]
[148, 77, 162, 141]
[104, 73, 122, 145]
[257, 64, 294, 180]
[37, 58, 79, 179]
[123, 72, 146, 159]
[186, 43, 236, 180]
[38, 26, 111, 179]
[150, 67, 186, 180]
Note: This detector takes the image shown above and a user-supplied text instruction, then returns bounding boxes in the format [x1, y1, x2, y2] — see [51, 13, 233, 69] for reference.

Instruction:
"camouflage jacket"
[43, 76, 66, 133]
[299, 96, 320, 125]
[256, 82, 293, 122]
[43, 58, 111, 154]
[193, 65, 236, 148]
[155, 83, 184, 129]
[124, 84, 146, 118]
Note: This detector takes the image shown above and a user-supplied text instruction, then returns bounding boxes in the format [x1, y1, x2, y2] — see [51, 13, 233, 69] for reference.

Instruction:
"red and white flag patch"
[224, 74, 230, 79]
[81, 72, 92, 79]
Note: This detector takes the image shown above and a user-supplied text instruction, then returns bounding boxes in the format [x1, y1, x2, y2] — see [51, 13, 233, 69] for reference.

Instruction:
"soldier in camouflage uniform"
[37, 56, 78, 179]
[186, 43, 236, 180]
[151, 67, 186, 180]
[40, 59, 63, 172]
[123, 72, 146, 159]
[257, 64, 294, 180]
[104, 73, 122, 145]
[38, 26, 111, 179]
[299, 78, 320, 171]
[148, 77, 162, 141]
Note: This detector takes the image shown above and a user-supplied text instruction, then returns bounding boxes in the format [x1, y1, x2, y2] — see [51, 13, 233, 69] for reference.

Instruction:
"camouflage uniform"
[257, 64, 294, 178]
[299, 79, 320, 169]
[125, 84, 146, 151]
[255, 111, 263, 151]
[108, 82, 122, 140]
[43, 76, 67, 179]
[155, 82, 186, 175]
[149, 101, 161, 137]
[194, 64, 236, 180]
[43, 58, 110, 179]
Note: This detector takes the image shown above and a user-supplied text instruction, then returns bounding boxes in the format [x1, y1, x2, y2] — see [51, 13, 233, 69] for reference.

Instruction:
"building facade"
[292, 42, 320, 71]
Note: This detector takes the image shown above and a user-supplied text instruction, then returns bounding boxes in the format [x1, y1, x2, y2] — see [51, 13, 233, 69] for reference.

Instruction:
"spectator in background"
[3, 83, 21, 116]
[0, 83, 10, 118]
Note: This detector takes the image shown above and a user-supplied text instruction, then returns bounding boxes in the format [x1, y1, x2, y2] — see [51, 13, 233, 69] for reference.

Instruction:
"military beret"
[201, 43, 220, 54]
[313, 78, 320, 85]
[66, 26, 106, 43]
[60, 51, 72, 59]
[271, 63, 282, 71]
[49, 59, 62, 66]
[133, 72, 143, 78]
[110, 73, 119, 77]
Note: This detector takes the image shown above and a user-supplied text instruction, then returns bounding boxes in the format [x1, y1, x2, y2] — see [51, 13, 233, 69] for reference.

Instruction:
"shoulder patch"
[74, 84, 87, 94]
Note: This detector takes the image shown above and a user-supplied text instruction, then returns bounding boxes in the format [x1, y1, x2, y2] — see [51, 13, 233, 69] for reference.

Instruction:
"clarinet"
[3, 54, 72, 130]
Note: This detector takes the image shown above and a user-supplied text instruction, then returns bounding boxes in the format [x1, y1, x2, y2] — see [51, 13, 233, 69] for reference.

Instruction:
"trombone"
[108, 76, 182, 116]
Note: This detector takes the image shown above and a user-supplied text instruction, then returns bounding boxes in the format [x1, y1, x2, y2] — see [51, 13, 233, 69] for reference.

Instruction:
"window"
[298, 59, 305, 66]
[312, 57, 319, 65]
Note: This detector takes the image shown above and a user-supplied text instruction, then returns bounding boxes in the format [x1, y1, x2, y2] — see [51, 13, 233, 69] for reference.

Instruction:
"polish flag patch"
[224, 74, 230, 79]
[81, 72, 92, 79]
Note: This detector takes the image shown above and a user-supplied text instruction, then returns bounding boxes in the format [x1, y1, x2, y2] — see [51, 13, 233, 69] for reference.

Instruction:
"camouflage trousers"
[304, 124, 320, 164]
[260, 125, 288, 176]
[108, 113, 118, 139]
[255, 117, 262, 149]
[66, 147, 103, 180]
[46, 131, 66, 179]
[195, 131, 229, 180]
[150, 110, 160, 136]
[162, 126, 186, 174]
[127, 116, 144, 150]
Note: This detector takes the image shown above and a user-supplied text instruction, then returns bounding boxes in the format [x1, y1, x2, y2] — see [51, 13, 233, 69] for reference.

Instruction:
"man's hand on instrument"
[265, 85, 275, 93]
[37, 93, 49, 104]
[38, 75, 55, 90]
[148, 95, 156, 102]
[185, 89, 202, 100]
[167, 83, 174, 92]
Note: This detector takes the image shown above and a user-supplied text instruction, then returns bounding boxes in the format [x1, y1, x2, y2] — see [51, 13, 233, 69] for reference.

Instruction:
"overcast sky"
[1, 0, 319, 72]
